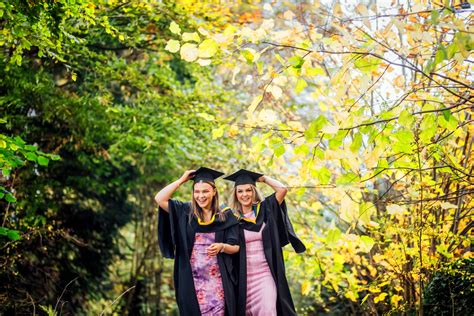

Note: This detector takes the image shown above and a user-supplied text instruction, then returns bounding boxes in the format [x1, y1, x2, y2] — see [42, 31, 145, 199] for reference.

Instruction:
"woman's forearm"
[154, 179, 183, 212]
[259, 176, 288, 204]
[154, 170, 194, 212]
[221, 243, 240, 254]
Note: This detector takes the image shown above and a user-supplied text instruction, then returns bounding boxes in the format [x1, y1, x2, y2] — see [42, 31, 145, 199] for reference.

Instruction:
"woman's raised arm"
[257, 175, 288, 204]
[154, 170, 195, 212]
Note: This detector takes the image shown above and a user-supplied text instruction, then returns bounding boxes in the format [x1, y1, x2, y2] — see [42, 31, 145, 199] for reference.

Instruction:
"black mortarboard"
[193, 167, 224, 183]
[224, 169, 263, 186]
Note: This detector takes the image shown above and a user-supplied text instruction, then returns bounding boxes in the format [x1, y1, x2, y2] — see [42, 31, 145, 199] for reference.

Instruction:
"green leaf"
[434, 45, 446, 66]
[294, 143, 310, 156]
[5, 193, 16, 203]
[430, 9, 439, 24]
[25, 145, 37, 151]
[273, 143, 285, 157]
[294, 78, 307, 94]
[354, 55, 380, 73]
[50, 154, 61, 161]
[304, 116, 328, 140]
[241, 49, 255, 64]
[312, 166, 331, 184]
[328, 130, 346, 150]
[306, 67, 325, 76]
[350, 132, 362, 152]
[7, 229, 20, 241]
[446, 43, 458, 59]
[398, 110, 414, 128]
[25, 152, 37, 162]
[288, 55, 305, 69]
[336, 172, 359, 185]
[419, 114, 437, 142]
[37, 156, 49, 166]
[360, 236, 375, 252]
[326, 227, 341, 244]
[0, 139, 6, 148]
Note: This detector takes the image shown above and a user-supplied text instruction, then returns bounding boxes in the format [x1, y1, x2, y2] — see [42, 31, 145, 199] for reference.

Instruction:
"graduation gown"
[236, 193, 306, 316]
[158, 200, 240, 316]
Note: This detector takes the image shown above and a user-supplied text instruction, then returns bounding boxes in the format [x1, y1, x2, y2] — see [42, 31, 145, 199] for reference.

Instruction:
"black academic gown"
[158, 200, 239, 316]
[236, 193, 306, 316]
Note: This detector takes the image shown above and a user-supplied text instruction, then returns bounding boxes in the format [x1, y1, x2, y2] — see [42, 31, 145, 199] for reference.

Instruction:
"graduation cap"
[192, 167, 224, 183]
[224, 169, 263, 186]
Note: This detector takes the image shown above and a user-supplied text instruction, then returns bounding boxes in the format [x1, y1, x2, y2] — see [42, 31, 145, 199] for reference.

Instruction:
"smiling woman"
[155, 167, 240, 315]
[225, 169, 306, 316]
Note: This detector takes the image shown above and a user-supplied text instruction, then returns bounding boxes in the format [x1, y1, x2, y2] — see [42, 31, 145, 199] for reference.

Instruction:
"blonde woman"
[225, 169, 305, 316]
[156, 167, 240, 316]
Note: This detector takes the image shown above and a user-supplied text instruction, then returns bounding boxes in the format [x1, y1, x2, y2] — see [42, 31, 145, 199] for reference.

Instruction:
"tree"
[1, 1, 237, 314]
[166, 0, 473, 314]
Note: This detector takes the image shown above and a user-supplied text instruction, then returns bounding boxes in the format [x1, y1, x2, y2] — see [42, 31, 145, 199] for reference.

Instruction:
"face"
[193, 182, 216, 210]
[235, 184, 254, 208]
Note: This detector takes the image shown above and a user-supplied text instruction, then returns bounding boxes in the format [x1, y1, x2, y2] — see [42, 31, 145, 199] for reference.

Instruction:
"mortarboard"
[224, 169, 263, 186]
[193, 167, 224, 183]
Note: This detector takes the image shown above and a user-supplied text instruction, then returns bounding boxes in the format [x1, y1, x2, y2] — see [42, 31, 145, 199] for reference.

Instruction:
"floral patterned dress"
[190, 232, 226, 316]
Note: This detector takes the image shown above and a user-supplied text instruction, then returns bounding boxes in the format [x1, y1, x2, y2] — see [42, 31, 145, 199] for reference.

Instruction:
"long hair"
[190, 180, 226, 223]
[229, 184, 263, 216]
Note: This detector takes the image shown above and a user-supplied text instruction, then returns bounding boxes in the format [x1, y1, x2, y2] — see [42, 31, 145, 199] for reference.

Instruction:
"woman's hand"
[179, 169, 196, 185]
[155, 169, 196, 212]
[259, 175, 288, 204]
[207, 243, 224, 256]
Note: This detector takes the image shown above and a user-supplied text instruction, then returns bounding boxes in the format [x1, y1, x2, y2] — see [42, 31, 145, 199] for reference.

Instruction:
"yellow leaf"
[248, 95, 263, 113]
[301, 280, 311, 296]
[374, 292, 388, 303]
[228, 125, 239, 138]
[169, 21, 181, 35]
[283, 10, 295, 20]
[391, 294, 403, 307]
[197, 27, 209, 36]
[0, 139, 6, 148]
[356, 4, 369, 16]
[268, 85, 282, 100]
[345, 291, 358, 302]
[340, 195, 359, 223]
[198, 39, 218, 58]
[258, 109, 278, 124]
[263, 3, 273, 12]
[182, 32, 200, 42]
[386, 204, 407, 215]
[180, 43, 199, 62]
[165, 39, 180, 53]
[196, 59, 211, 66]
[440, 202, 457, 209]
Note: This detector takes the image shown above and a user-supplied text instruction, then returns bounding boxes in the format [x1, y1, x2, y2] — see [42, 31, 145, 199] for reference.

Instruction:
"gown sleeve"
[157, 199, 190, 259]
[261, 193, 306, 253]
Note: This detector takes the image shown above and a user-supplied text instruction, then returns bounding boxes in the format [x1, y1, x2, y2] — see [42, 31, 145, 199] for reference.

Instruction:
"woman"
[224, 169, 306, 316]
[155, 167, 240, 316]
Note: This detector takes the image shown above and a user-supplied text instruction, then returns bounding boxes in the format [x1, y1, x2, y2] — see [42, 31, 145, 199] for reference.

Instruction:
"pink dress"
[243, 212, 277, 315]
[190, 232, 225, 316]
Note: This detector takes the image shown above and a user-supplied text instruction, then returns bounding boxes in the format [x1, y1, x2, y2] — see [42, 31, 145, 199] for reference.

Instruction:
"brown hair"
[229, 184, 263, 217]
[190, 180, 226, 223]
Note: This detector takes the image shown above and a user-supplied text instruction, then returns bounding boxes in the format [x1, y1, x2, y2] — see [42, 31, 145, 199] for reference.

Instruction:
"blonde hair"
[229, 184, 263, 216]
[190, 181, 226, 223]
